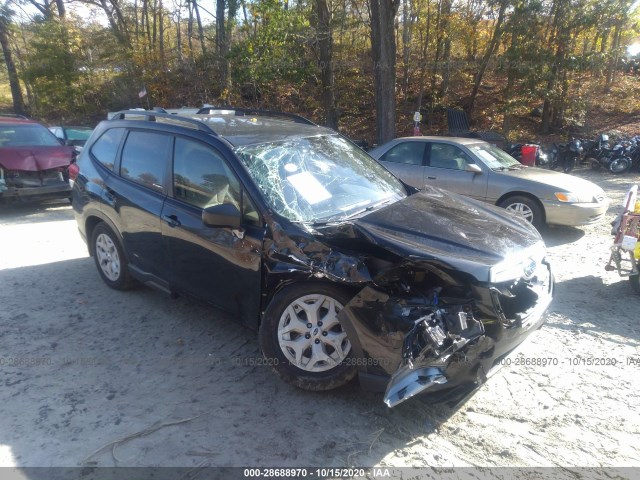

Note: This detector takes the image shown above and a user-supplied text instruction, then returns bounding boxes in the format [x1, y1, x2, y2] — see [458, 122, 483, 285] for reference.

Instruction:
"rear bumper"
[543, 199, 609, 226]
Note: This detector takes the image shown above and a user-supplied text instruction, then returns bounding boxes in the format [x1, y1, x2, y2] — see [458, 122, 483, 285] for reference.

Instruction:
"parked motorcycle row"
[505, 133, 640, 175]
[505, 139, 584, 173]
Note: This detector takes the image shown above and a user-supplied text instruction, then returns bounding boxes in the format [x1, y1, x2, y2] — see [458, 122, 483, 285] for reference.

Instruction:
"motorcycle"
[587, 133, 611, 170]
[546, 138, 582, 173]
[606, 184, 640, 294]
[588, 133, 635, 173]
[608, 139, 635, 174]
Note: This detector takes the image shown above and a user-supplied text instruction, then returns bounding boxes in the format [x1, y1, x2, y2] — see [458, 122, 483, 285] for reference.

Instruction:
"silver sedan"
[369, 136, 609, 229]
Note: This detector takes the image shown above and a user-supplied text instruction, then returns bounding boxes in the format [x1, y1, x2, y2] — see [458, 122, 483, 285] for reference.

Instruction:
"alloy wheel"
[95, 233, 121, 282]
[505, 202, 534, 223]
[277, 294, 350, 373]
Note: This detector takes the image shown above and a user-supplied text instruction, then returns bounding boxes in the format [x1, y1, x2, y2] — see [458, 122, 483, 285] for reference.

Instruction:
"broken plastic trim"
[383, 309, 485, 408]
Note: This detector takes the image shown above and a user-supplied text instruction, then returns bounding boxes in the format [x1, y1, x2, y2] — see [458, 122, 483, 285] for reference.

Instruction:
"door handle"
[426, 176, 437, 180]
[163, 214, 181, 227]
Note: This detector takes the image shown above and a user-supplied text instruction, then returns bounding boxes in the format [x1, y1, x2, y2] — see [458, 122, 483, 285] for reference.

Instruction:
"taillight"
[68, 162, 79, 181]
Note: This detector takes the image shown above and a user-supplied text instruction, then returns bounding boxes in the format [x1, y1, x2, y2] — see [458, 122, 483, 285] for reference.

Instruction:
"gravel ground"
[0, 167, 638, 474]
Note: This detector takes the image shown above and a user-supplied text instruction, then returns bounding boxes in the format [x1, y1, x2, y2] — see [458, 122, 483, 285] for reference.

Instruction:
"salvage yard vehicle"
[71, 110, 554, 407]
[370, 136, 608, 230]
[48, 125, 93, 150]
[0, 117, 75, 203]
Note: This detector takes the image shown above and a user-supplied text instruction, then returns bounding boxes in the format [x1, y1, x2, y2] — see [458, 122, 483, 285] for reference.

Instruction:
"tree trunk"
[369, 0, 400, 145]
[194, 0, 206, 57]
[216, 0, 226, 54]
[159, 0, 165, 67]
[223, 0, 238, 100]
[0, 20, 26, 116]
[606, 21, 622, 88]
[438, 0, 451, 99]
[55, 0, 66, 18]
[468, 0, 507, 112]
[315, 0, 338, 129]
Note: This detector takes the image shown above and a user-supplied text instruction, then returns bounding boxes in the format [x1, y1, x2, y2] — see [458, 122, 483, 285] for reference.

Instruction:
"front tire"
[259, 283, 357, 391]
[499, 195, 545, 230]
[91, 223, 135, 290]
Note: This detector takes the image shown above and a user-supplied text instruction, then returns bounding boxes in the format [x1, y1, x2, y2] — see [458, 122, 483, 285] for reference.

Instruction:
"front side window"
[380, 141, 426, 166]
[90, 128, 125, 171]
[120, 131, 171, 192]
[235, 134, 406, 223]
[173, 137, 241, 209]
[428, 143, 474, 170]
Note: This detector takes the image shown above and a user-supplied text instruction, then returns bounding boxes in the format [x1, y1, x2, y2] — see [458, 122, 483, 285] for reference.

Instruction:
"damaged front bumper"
[0, 167, 71, 200]
[338, 261, 553, 407]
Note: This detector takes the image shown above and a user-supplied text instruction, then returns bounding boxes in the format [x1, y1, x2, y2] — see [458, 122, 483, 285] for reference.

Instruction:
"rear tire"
[91, 222, 135, 290]
[609, 157, 632, 174]
[498, 195, 545, 230]
[259, 283, 357, 392]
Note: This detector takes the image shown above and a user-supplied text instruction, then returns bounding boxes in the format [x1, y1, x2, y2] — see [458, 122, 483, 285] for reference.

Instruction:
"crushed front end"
[338, 257, 553, 407]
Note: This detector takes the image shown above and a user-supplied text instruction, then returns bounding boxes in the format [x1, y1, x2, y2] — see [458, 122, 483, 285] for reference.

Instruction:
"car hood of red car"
[0, 146, 74, 171]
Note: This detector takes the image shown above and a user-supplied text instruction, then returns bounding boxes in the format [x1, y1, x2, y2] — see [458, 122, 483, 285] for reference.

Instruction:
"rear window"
[120, 131, 171, 192]
[90, 128, 125, 171]
[0, 124, 61, 147]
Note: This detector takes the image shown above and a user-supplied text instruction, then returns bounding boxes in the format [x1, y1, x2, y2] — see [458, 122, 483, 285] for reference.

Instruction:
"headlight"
[554, 192, 596, 203]
[489, 242, 546, 283]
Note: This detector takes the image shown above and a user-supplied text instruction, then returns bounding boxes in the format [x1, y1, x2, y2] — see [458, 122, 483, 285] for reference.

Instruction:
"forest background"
[1, 0, 639, 145]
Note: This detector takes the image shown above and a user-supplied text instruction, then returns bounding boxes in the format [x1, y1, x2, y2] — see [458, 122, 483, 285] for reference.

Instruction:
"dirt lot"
[0, 167, 639, 474]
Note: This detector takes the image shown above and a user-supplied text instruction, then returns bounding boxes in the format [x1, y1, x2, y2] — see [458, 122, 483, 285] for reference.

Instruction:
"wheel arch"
[259, 277, 361, 326]
[84, 212, 125, 258]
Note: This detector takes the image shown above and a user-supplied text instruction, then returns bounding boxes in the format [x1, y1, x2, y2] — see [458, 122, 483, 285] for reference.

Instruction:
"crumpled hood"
[350, 187, 543, 279]
[0, 146, 74, 171]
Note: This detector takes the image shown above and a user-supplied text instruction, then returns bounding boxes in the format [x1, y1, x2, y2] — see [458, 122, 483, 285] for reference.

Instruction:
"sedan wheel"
[260, 283, 357, 391]
[499, 195, 544, 230]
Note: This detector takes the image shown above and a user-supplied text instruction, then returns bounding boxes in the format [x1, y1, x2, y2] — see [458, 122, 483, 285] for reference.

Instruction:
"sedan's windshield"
[468, 143, 521, 169]
[0, 125, 61, 147]
[235, 135, 407, 222]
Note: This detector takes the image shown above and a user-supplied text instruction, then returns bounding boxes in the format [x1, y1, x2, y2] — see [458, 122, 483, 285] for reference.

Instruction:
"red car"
[0, 117, 75, 203]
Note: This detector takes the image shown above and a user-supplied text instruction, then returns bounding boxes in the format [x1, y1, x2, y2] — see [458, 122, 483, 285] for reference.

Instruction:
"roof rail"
[195, 107, 317, 126]
[109, 110, 218, 135]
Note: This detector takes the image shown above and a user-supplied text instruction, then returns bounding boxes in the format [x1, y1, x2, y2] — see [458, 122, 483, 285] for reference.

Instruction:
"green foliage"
[228, 0, 316, 104]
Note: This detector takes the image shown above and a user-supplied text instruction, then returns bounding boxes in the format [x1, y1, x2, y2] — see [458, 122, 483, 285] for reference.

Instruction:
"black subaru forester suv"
[72, 109, 553, 407]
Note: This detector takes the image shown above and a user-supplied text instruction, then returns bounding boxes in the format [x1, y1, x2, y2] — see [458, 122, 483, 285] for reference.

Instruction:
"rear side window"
[120, 131, 171, 192]
[90, 128, 125, 171]
[380, 142, 426, 166]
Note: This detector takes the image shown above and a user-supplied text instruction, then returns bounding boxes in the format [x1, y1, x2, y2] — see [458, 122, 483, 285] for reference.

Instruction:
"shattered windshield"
[235, 135, 407, 222]
[469, 143, 521, 169]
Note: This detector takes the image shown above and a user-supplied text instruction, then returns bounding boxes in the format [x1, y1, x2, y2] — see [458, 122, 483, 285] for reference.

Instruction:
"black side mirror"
[202, 203, 241, 228]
